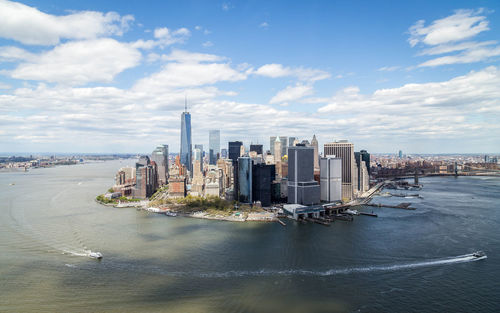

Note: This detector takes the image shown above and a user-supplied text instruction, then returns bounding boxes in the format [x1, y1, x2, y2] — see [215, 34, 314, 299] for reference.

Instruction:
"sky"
[1, 0, 499, 154]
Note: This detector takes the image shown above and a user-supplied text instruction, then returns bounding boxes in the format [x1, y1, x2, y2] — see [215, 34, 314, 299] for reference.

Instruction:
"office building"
[279, 136, 287, 157]
[209, 130, 220, 165]
[287, 146, 320, 205]
[252, 163, 275, 207]
[288, 137, 296, 147]
[151, 145, 169, 186]
[194, 144, 203, 173]
[229, 141, 243, 197]
[324, 140, 355, 201]
[274, 137, 281, 163]
[320, 157, 342, 202]
[398, 150, 403, 158]
[250, 144, 263, 155]
[238, 157, 252, 203]
[180, 101, 192, 175]
[221, 148, 228, 159]
[133, 156, 157, 199]
[311, 135, 319, 172]
[354, 150, 370, 192]
[270, 136, 276, 155]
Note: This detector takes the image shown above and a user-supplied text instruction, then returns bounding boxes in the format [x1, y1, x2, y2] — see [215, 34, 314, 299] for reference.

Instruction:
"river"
[0, 160, 498, 312]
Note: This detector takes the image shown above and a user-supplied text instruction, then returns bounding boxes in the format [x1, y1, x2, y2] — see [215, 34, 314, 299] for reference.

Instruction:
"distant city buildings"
[151, 145, 169, 186]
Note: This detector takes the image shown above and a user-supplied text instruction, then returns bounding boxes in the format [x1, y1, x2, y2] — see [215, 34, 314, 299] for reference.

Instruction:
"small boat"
[165, 211, 177, 217]
[89, 252, 103, 260]
[472, 251, 486, 258]
[345, 209, 359, 215]
[145, 207, 161, 213]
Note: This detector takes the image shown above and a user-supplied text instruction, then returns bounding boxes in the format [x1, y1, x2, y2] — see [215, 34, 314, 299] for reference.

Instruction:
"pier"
[365, 202, 416, 210]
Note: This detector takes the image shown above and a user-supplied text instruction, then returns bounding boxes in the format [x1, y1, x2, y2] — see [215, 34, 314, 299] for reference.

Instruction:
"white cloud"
[408, 9, 500, 67]
[408, 9, 489, 47]
[133, 50, 246, 91]
[222, 3, 231, 11]
[202, 41, 214, 47]
[259, 22, 269, 28]
[254, 63, 330, 82]
[8, 38, 141, 85]
[419, 45, 500, 67]
[269, 83, 314, 104]
[377, 66, 400, 72]
[0, 0, 134, 45]
[0, 46, 36, 62]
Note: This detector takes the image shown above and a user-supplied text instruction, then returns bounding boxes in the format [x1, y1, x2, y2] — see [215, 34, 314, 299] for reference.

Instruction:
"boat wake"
[189, 253, 487, 278]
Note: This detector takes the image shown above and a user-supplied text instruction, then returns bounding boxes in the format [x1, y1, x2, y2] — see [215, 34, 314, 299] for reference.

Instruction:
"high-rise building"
[320, 157, 342, 202]
[238, 157, 252, 203]
[134, 156, 157, 199]
[221, 148, 228, 159]
[398, 150, 403, 158]
[229, 141, 243, 197]
[270, 136, 276, 155]
[287, 146, 320, 205]
[288, 137, 296, 147]
[324, 140, 355, 201]
[209, 130, 220, 165]
[274, 137, 281, 163]
[194, 144, 203, 172]
[279, 136, 287, 157]
[252, 163, 275, 207]
[228, 141, 243, 163]
[151, 145, 169, 186]
[250, 144, 263, 155]
[180, 101, 192, 175]
[311, 135, 319, 172]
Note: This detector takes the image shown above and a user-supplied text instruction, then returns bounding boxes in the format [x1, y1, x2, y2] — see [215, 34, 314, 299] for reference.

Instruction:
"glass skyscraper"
[180, 110, 192, 174]
[209, 129, 220, 165]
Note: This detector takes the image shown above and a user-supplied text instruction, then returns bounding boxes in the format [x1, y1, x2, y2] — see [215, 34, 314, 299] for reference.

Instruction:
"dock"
[359, 212, 378, 217]
[276, 219, 286, 226]
[366, 202, 416, 210]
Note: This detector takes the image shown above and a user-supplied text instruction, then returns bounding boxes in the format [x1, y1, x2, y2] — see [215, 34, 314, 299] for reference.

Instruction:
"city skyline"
[1, 0, 500, 154]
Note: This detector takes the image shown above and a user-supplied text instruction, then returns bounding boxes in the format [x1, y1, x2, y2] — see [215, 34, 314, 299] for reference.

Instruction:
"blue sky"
[1, 0, 500, 154]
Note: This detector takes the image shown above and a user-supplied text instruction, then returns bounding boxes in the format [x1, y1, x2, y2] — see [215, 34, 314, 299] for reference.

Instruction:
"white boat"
[345, 209, 359, 215]
[165, 211, 177, 217]
[89, 252, 103, 260]
[472, 251, 486, 258]
[145, 207, 161, 213]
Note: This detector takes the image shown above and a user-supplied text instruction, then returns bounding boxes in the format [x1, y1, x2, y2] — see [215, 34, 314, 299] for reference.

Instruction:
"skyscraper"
[287, 146, 320, 205]
[311, 135, 319, 172]
[238, 157, 252, 203]
[180, 99, 192, 175]
[151, 145, 169, 186]
[279, 136, 287, 157]
[288, 137, 296, 147]
[229, 141, 243, 197]
[250, 144, 263, 155]
[209, 130, 220, 165]
[398, 150, 403, 158]
[274, 137, 281, 163]
[252, 163, 275, 207]
[324, 140, 355, 201]
[270, 136, 276, 155]
[195, 144, 203, 172]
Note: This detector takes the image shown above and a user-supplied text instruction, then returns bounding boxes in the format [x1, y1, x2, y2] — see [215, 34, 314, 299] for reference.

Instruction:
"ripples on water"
[0, 162, 499, 312]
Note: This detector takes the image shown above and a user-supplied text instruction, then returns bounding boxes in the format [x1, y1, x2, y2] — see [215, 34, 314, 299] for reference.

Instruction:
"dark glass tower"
[209, 130, 220, 165]
[180, 101, 192, 175]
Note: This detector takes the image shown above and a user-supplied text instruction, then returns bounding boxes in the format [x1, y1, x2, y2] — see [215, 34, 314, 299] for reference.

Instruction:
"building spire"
[184, 94, 187, 112]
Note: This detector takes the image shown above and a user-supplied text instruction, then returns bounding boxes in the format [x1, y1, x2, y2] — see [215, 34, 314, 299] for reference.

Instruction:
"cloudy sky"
[1, 0, 499, 154]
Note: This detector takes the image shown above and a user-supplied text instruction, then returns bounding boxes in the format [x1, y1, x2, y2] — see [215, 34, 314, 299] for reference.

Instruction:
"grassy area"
[96, 194, 142, 205]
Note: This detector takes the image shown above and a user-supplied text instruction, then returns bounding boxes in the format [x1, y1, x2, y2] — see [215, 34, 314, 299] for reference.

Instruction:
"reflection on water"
[0, 160, 499, 312]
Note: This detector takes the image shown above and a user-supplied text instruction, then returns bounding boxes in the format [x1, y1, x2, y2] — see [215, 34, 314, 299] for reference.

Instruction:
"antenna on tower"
[184, 94, 187, 112]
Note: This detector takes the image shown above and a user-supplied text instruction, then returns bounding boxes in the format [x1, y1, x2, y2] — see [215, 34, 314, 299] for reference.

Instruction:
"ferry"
[89, 252, 103, 260]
